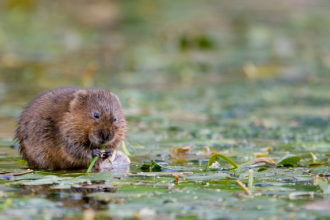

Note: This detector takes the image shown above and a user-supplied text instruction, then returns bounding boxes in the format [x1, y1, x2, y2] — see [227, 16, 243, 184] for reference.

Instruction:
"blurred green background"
[1, 0, 330, 142]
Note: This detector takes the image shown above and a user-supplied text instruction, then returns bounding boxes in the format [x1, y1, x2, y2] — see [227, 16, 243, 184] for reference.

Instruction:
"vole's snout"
[97, 128, 115, 144]
[102, 133, 109, 142]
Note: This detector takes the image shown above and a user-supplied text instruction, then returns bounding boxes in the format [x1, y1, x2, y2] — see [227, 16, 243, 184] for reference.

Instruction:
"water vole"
[16, 87, 127, 170]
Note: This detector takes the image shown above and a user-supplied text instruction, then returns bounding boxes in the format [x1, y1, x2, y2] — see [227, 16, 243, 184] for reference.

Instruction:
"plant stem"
[248, 168, 253, 188]
[86, 146, 105, 173]
[121, 141, 131, 156]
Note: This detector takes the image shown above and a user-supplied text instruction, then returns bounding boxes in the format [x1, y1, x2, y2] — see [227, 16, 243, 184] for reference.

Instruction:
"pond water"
[1, 0, 330, 219]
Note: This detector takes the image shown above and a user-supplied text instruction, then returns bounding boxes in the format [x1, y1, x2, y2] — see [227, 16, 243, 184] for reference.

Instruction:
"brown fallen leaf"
[253, 158, 276, 165]
[12, 170, 34, 176]
[170, 146, 193, 159]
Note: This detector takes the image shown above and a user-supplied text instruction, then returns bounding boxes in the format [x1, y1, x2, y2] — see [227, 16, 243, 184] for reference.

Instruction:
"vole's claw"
[103, 149, 112, 158]
[92, 149, 112, 159]
[92, 149, 102, 158]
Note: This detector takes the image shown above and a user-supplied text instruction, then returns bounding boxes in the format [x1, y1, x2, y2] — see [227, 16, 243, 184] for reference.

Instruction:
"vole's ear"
[70, 90, 88, 111]
[111, 93, 120, 103]
[109, 93, 122, 113]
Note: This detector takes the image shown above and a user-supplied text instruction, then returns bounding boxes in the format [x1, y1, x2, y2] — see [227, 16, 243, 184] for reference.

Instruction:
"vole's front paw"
[92, 149, 102, 158]
[102, 149, 112, 158]
[92, 149, 112, 159]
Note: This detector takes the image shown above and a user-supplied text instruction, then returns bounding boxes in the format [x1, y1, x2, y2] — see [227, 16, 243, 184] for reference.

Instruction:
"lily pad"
[140, 161, 162, 171]
[277, 154, 301, 166]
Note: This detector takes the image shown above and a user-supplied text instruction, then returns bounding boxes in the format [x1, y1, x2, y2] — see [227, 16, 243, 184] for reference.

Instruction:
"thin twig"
[236, 180, 252, 196]
[12, 169, 34, 176]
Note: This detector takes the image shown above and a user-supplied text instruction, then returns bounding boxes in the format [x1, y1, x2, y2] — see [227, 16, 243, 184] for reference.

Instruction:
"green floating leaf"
[257, 167, 268, 172]
[204, 154, 240, 172]
[277, 154, 301, 166]
[140, 161, 162, 172]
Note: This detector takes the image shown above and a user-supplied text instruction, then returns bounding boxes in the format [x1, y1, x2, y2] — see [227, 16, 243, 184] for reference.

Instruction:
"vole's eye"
[93, 113, 100, 119]
[114, 117, 117, 122]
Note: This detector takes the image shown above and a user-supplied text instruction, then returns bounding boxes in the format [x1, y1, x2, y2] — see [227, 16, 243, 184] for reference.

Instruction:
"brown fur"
[15, 87, 127, 170]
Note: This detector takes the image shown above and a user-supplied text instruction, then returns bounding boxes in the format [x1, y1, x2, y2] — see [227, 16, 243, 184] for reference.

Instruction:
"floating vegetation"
[140, 161, 162, 172]
[277, 154, 301, 166]
[204, 153, 240, 171]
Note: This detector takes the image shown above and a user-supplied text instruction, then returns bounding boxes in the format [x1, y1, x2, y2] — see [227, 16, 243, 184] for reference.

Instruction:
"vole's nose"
[102, 133, 109, 141]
